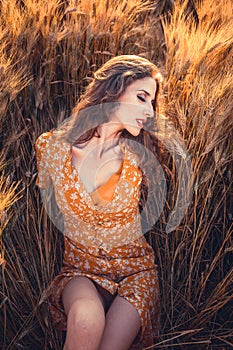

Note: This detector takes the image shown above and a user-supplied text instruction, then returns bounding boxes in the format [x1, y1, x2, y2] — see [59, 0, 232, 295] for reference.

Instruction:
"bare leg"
[62, 277, 106, 350]
[99, 295, 141, 350]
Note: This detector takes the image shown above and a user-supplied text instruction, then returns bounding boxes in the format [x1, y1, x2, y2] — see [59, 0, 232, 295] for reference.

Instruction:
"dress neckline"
[68, 145, 127, 206]
[89, 160, 123, 195]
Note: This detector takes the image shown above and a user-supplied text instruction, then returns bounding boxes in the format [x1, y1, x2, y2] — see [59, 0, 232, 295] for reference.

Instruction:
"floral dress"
[35, 131, 160, 349]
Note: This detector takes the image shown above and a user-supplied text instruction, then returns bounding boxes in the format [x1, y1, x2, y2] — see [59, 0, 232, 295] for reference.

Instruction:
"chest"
[71, 144, 123, 193]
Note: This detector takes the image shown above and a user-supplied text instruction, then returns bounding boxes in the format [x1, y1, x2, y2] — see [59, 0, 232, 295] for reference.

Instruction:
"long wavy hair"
[56, 55, 171, 220]
[57, 55, 162, 143]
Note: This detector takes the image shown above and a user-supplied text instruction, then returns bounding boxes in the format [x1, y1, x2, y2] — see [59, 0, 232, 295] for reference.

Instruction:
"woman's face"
[110, 76, 157, 136]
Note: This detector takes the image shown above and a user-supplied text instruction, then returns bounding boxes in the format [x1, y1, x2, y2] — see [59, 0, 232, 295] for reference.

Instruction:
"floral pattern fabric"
[36, 131, 160, 349]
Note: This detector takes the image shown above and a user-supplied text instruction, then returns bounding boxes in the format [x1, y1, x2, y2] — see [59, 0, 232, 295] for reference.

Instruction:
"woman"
[36, 55, 164, 350]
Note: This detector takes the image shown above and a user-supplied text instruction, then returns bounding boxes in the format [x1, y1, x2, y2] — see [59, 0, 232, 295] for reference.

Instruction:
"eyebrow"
[137, 89, 151, 96]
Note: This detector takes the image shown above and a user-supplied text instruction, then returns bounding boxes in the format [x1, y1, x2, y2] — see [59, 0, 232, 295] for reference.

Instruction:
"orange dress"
[36, 131, 160, 349]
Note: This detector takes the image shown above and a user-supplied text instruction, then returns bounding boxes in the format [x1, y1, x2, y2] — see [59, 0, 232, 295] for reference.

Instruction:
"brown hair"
[57, 55, 169, 216]
[57, 54, 163, 145]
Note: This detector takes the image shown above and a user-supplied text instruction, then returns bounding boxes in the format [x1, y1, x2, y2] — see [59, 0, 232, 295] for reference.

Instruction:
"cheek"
[116, 101, 140, 121]
[125, 104, 139, 115]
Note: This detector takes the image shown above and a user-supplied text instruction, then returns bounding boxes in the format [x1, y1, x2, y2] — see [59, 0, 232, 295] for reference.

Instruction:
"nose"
[144, 102, 154, 118]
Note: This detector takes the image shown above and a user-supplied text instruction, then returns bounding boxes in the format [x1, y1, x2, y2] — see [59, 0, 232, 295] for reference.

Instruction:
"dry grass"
[152, 0, 233, 347]
[0, 162, 22, 267]
[0, 0, 232, 349]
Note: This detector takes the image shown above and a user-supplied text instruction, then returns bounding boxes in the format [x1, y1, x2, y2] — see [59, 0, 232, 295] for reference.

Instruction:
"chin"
[126, 127, 141, 137]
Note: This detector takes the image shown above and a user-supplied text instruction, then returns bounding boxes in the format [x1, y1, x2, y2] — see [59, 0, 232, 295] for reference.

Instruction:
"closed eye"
[137, 95, 146, 102]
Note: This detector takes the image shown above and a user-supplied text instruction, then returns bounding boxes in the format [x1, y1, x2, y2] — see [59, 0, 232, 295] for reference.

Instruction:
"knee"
[67, 298, 105, 336]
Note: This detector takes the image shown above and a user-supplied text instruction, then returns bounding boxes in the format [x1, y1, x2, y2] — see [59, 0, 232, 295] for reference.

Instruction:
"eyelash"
[137, 95, 155, 109]
[137, 95, 146, 102]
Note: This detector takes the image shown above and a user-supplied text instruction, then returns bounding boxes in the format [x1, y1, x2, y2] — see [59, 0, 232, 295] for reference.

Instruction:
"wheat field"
[0, 0, 232, 349]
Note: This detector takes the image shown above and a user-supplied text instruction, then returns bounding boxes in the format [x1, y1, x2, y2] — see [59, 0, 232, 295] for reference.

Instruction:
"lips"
[136, 119, 146, 128]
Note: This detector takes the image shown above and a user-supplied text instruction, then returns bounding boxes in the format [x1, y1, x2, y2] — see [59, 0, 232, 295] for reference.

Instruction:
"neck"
[97, 121, 123, 141]
[90, 122, 123, 158]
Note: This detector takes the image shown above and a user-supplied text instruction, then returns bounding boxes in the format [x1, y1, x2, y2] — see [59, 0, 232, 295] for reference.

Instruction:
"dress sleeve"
[35, 132, 53, 188]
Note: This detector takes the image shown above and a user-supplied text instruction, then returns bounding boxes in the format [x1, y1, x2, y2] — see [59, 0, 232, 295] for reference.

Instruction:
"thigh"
[99, 295, 141, 350]
[118, 268, 160, 345]
[62, 276, 106, 315]
[62, 277, 107, 350]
